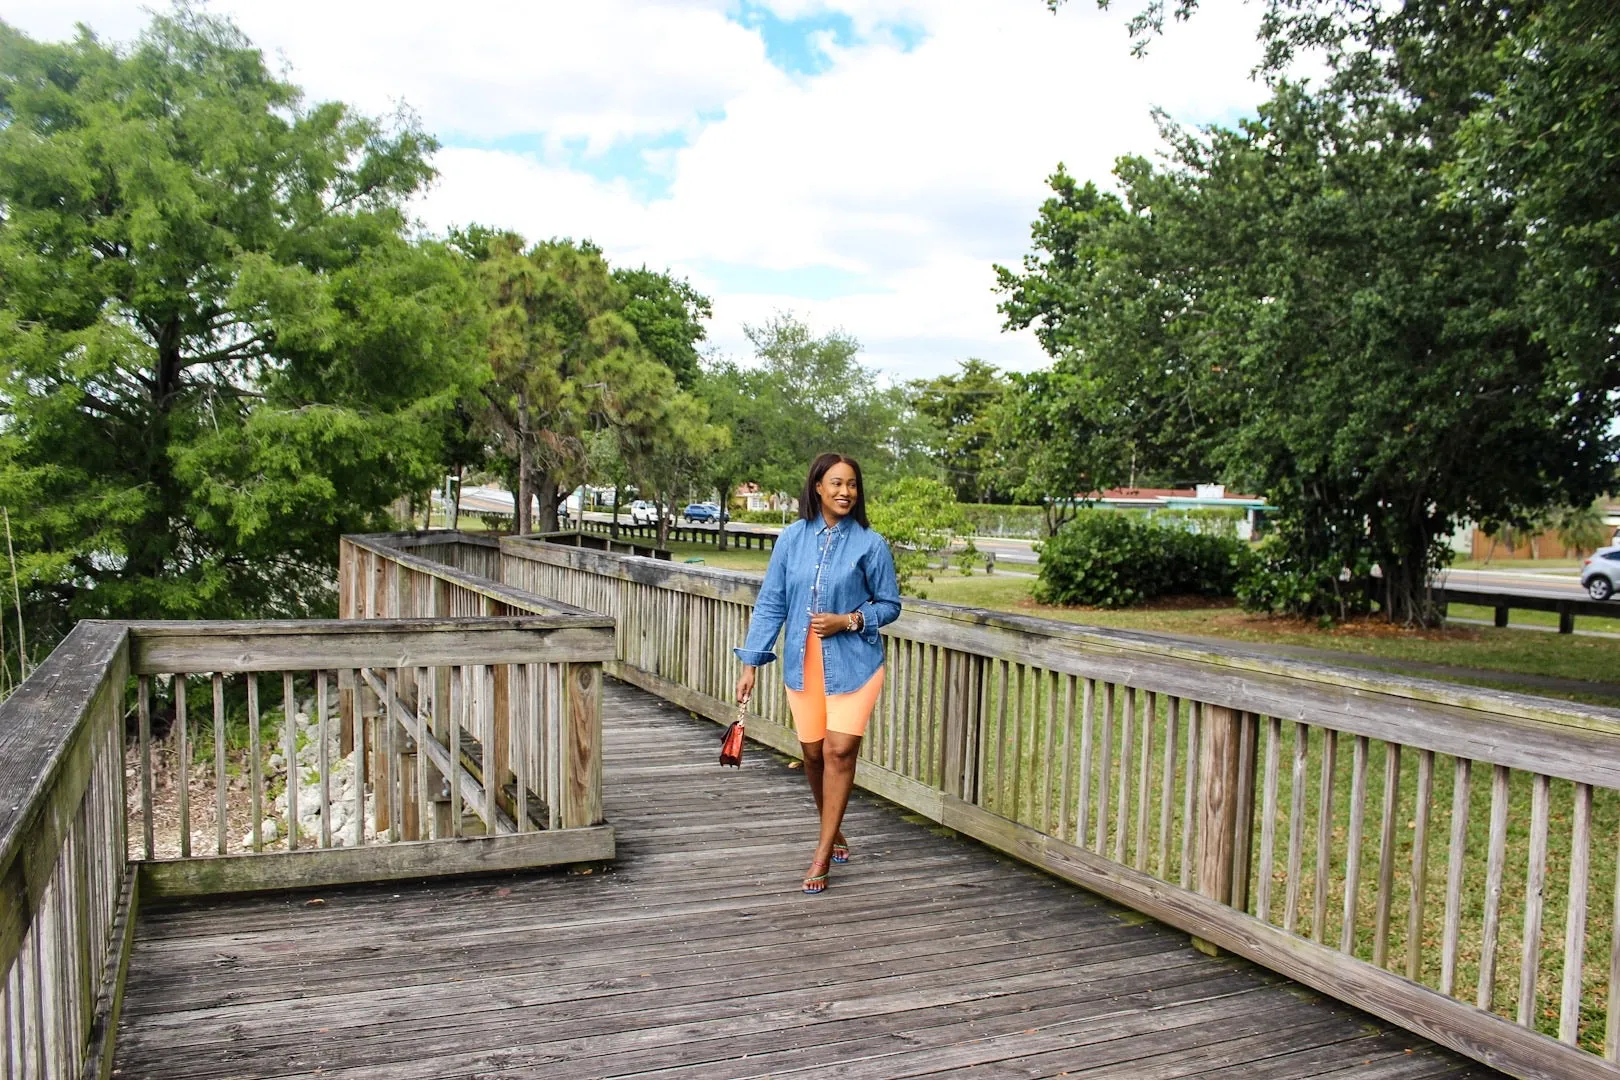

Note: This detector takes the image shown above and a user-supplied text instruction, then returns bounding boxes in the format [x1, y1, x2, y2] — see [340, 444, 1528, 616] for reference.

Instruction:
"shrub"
[730, 507, 793, 524]
[1035, 512, 1250, 608]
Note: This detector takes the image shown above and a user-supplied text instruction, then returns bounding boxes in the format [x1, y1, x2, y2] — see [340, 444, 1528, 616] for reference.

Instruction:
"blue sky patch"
[439, 131, 691, 202]
[731, 2, 925, 76]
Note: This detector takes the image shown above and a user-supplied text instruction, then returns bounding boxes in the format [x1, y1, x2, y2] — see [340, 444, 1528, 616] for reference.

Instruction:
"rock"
[243, 817, 281, 848]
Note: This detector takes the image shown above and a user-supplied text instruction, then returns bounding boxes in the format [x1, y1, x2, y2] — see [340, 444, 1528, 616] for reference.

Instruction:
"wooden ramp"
[113, 680, 1506, 1079]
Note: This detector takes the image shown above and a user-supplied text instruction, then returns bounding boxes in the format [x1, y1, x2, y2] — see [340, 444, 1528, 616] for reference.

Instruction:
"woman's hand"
[809, 612, 859, 638]
[735, 666, 757, 705]
[809, 613, 841, 638]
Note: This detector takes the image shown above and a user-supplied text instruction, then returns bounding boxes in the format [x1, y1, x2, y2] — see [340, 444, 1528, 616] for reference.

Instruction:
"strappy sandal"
[831, 839, 849, 864]
[803, 858, 830, 894]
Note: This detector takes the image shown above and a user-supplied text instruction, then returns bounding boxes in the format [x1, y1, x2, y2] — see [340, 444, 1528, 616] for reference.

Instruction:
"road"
[1435, 566, 1589, 602]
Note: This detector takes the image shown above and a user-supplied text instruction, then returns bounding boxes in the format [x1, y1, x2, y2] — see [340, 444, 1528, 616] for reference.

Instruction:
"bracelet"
[848, 611, 863, 633]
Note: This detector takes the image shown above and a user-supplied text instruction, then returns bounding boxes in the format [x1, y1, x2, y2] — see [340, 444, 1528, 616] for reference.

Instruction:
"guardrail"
[361, 530, 1620, 1080]
[0, 608, 613, 1079]
[1437, 585, 1613, 634]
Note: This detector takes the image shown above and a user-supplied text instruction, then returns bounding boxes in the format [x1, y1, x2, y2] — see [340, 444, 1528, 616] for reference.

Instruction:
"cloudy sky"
[6, 1, 1269, 381]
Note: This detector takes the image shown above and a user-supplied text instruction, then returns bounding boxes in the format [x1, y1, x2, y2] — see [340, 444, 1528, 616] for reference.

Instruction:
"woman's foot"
[831, 834, 849, 864]
[803, 857, 831, 894]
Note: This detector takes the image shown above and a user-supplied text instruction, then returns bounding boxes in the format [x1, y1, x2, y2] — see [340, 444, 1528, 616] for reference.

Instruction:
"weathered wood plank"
[127, 619, 613, 674]
[136, 828, 615, 900]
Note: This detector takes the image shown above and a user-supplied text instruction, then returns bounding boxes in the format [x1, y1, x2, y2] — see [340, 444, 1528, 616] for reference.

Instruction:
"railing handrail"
[493, 533, 1620, 775]
[344, 532, 597, 618]
[119, 615, 614, 673]
[0, 620, 128, 932]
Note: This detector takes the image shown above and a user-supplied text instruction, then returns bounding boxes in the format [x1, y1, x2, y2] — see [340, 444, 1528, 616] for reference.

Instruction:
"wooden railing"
[1, 611, 613, 1079]
[125, 617, 614, 899]
[572, 516, 779, 550]
[0, 622, 130, 1080]
[362, 530, 1620, 1080]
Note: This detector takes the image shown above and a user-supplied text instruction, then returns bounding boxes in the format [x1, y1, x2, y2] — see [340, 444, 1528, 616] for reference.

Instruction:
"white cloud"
[7, 0, 1271, 380]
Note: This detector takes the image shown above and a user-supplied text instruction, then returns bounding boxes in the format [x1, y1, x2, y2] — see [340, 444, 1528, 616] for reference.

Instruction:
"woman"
[734, 453, 902, 894]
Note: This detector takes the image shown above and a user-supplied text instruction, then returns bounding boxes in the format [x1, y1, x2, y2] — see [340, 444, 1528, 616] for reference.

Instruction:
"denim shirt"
[734, 515, 902, 693]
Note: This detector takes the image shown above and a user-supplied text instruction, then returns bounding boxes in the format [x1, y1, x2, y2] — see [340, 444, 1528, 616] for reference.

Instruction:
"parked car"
[682, 502, 725, 524]
[1581, 546, 1620, 600]
[629, 500, 659, 526]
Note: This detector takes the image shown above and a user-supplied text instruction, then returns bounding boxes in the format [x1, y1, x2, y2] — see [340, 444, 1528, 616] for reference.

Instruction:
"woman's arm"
[852, 539, 902, 645]
[734, 532, 790, 668]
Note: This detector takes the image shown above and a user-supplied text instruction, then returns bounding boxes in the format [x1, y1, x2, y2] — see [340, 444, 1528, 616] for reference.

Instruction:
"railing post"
[1194, 703, 1244, 955]
[562, 662, 604, 828]
[338, 539, 354, 619]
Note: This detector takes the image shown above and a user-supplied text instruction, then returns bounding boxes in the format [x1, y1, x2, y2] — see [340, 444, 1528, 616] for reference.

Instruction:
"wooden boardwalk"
[112, 680, 1507, 1079]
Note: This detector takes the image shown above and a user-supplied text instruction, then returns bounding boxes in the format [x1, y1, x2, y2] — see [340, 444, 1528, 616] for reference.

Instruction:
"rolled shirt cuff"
[856, 602, 884, 645]
[733, 647, 777, 667]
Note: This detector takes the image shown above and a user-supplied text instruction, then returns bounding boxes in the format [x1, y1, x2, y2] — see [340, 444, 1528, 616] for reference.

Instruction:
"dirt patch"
[1210, 612, 1483, 642]
[125, 736, 272, 860]
[1014, 594, 1241, 615]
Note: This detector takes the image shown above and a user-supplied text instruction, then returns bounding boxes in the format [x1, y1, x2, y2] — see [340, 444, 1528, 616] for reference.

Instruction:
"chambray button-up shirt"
[734, 515, 902, 693]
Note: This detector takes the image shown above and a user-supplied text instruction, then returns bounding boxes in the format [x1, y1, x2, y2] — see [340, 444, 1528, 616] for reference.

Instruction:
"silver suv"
[1581, 546, 1620, 600]
[629, 500, 659, 526]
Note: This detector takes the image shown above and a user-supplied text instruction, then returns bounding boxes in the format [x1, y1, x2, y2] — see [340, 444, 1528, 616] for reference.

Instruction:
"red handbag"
[719, 705, 746, 767]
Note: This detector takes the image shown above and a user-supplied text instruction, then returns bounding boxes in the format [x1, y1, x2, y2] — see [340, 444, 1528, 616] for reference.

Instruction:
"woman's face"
[817, 462, 858, 523]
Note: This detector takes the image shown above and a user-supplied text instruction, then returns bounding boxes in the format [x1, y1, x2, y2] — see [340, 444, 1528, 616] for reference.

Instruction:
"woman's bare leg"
[799, 739, 845, 849]
[813, 731, 862, 864]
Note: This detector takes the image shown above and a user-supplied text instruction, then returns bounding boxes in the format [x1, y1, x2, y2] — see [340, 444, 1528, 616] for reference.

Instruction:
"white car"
[629, 500, 659, 526]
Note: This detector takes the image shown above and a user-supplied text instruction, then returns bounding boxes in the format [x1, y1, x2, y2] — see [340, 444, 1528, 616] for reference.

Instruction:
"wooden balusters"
[1440, 757, 1472, 996]
[1561, 782, 1592, 1045]
[1257, 715, 1282, 923]
[1478, 764, 1513, 1010]
[1520, 772, 1552, 1025]
[1373, 741, 1401, 969]
[1405, 748, 1435, 981]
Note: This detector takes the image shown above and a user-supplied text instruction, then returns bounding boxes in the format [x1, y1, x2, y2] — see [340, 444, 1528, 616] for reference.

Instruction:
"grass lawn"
[914, 573, 1620, 701]
[660, 540, 773, 572]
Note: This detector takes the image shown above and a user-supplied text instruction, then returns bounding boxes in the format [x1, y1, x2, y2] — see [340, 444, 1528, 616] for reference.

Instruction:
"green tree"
[693, 359, 759, 553]
[987, 368, 1127, 537]
[909, 359, 1008, 503]
[1553, 502, 1609, 560]
[866, 476, 974, 597]
[738, 314, 924, 495]
[627, 390, 728, 548]
[473, 235, 646, 535]
[613, 267, 712, 390]
[0, 10, 480, 657]
[999, 83, 1617, 622]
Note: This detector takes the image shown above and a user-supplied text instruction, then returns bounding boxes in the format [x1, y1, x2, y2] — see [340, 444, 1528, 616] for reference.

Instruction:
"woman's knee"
[824, 734, 861, 768]
[799, 739, 825, 766]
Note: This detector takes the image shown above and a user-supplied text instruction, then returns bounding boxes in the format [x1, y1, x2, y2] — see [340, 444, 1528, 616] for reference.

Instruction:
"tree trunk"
[609, 476, 620, 540]
[516, 396, 533, 535]
[450, 465, 463, 531]
[534, 474, 560, 534]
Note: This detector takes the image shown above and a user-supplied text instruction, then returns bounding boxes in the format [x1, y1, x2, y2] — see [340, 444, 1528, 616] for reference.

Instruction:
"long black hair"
[800, 452, 869, 528]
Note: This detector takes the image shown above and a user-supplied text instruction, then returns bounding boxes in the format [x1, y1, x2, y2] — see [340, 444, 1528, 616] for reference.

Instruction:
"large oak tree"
[0, 10, 482, 657]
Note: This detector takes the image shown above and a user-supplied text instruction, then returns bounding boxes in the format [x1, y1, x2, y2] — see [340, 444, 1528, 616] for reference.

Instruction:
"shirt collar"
[815, 513, 847, 535]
